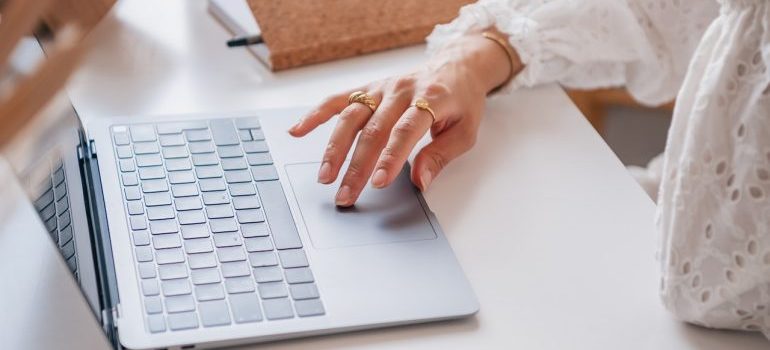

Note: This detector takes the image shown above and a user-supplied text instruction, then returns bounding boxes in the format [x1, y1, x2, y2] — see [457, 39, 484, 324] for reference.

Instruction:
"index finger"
[289, 88, 360, 137]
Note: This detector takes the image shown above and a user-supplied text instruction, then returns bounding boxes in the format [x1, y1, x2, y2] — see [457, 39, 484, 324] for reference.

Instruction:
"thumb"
[411, 123, 476, 191]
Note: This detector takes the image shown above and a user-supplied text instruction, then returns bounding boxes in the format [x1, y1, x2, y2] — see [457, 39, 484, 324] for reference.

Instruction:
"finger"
[370, 102, 435, 189]
[411, 121, 477, 191]
[317, 91, 382, 184]
[289, 87, 360, 137]
[335, 92, 412, 206]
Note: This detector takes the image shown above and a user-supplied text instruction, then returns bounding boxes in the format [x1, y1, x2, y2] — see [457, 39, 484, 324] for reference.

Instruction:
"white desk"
[61, 0, 769, 349]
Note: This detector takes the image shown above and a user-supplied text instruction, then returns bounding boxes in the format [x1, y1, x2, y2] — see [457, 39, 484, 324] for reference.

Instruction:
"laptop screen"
[1, 38, 103, 317]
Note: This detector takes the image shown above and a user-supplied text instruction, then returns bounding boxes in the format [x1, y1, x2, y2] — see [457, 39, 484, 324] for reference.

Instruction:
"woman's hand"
[288, 30, 520, 206]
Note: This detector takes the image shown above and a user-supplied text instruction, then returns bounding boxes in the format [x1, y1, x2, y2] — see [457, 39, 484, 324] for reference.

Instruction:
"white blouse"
[427, 0, 770, 338]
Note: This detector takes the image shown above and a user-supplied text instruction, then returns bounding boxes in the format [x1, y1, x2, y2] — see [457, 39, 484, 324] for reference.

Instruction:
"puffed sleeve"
[426, 0, 719, 105]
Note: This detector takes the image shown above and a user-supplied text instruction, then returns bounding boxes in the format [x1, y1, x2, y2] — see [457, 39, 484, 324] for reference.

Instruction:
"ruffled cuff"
[426, 0, 547, 94]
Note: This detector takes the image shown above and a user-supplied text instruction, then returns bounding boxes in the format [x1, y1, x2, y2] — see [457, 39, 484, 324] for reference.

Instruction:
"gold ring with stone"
[348, 91, 377, 112]
[410, 98, 436, 123]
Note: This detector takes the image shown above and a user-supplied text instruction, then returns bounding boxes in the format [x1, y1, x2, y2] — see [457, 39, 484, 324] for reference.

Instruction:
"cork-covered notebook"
[246, 0, 473, 71]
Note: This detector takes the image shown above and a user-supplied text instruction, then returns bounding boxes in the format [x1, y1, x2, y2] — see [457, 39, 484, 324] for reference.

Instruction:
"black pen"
[226, 34, 264, 48]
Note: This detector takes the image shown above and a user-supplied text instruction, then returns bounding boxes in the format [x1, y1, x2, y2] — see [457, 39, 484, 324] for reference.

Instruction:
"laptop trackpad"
[285, 162, 437, 249]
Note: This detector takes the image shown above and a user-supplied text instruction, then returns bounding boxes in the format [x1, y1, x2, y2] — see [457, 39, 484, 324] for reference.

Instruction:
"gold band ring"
[348, 91, 377, 112]
[410, 98, 436, 123]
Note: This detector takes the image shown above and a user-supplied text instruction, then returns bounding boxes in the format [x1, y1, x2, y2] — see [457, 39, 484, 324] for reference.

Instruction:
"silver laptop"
[8, 38, 478, 349]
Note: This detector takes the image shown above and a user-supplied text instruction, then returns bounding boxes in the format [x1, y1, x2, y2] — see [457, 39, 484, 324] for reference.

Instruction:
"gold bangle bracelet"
[482, 31, 518, 93]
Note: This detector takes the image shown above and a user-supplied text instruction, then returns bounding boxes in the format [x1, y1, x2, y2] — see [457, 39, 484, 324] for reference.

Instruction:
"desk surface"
[63, 0, 768, 349]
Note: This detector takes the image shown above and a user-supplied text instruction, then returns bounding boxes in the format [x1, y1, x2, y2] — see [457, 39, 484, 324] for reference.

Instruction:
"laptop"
[5, 38, 478, 349]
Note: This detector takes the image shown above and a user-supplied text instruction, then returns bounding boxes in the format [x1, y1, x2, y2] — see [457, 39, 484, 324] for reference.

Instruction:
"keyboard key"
[145, 296, 163, 314]
[257, 181, 302, 249]
[125, 186, 142, 201]
[221, 261, 250, 277]
[156, 248, 185, 264]
[217, 145, 243, 158]
[130, 125, 156, 142]
[165, 294, 195, 313]
[196, 165, 223, 179]
[116, 145, 133, 158]
[175, 196, 202, 211]
[253, 266, 283, 283]
[134, 141, 160, 154]
[159, 133, 185, 146]
[250, 129, 265, 141]
[188, 140, 215, 154]
[147, 205, 174, 220]
[250, 165, 279, 181]
[153, 234, 182, 249]
[210, 119, 239, 146]
[144, 192, 172, 206]
[120, 159, 136, 172]
[122, 173, 139, 186]
[136, 154, 163, 167]
[188, 252, 217, 269]
[192, 153, 218, 166]
[196, 283, 225, 301]
[239, 129, 252, 141]
[295, 299, 325, 317]
[141, 179, 169, 193]
[232, 196, 260, 210]
[228, 293, 263, 323]
[142, 279, 160, 296]
[206, 204, 234, 219]
[181, 224, 210, 239]
[199, 300, 231, 327]
[221, 158, 248, 171]
[229, 183, 256, 196]
[225, 276, 255, 294]
[138, 262, 157, 279]
[214, 232, 243, 248]
[258, 282, 288, 299]
[278, 249, 309, 268]
[162, 279, 192, 296]
[149, 219, 178, 234]
[157, 121, 207, 134]
[113, 131, 130, 145]
[132, 230, 151, 246]
[168, 170, 196, 184]
[39, 204, 56, 221]
[199, 178, 226, 192]
[178, 210, 206, 225]
[242, 141, 269, 153]
[262, 298, 293, 320]
[162, 145, 189, 159]
[285, 267, 314, 284]
[249, 251, 278, 267]
[165, 158, 192, 171]
[159, 263, 188, 280]
[136, 246, 154, 262]
[209, 218, 237, 233]
[234, 117, 261, 130]
[289, 283, 320, 300]
[59, 225, 74, 245]
[130, 215, 147, 230]
[184, 238, 213, 254]
[245, 237, 273, 252]
[172, 183, 199, 197]
[147, 314, 166, 333]
[138, 166, 165, 180]
[191, 267, 221, 285]
[186, 129, 211, 142]
[241, 223, 270, 238]
[224, 170, 251, 183]
[246, 153, 273, 166]
[167, 311, 198, 331]
[61, 240, 75, 259]
[127, 200, 144, 215]
[237, 209, 265, 224]
[202, 191, 229, 205]
[217, 246, 246, 262]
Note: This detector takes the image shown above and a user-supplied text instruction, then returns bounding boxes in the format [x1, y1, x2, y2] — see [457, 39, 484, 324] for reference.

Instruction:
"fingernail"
[317, 162, 332, 183]
[335, 185, 353, 206]
[371, 168, 388, 188]
[419, 170, 433, 191]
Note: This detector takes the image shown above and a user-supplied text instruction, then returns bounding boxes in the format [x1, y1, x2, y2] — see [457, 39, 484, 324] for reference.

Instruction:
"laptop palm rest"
[285, 162, 437, 249]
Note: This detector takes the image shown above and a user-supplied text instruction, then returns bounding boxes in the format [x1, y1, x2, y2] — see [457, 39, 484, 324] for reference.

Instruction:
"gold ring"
[348, 91, 377, 112]
[410, 98, 436, 123]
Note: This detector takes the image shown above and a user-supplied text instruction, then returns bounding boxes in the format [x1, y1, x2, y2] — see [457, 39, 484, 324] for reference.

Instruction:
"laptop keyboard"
[34, 161, 78, 277]
[111, 117, 324, 333]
